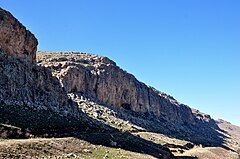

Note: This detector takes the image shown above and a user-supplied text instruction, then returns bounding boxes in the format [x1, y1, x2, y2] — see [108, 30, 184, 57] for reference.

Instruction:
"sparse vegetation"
[0, 104, 90, 137]
[1, 6, 240, 159]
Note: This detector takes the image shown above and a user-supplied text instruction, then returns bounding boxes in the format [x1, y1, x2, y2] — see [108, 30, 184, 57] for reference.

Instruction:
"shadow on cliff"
[0, 103, 173, 158]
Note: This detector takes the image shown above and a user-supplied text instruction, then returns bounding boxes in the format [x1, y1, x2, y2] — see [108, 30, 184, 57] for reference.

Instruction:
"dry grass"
[0, 137, 159, 159]
[176, 146, 239, 159]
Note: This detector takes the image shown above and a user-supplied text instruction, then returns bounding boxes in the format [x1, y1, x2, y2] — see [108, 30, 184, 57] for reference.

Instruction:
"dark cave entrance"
[121, 103, 131, 110]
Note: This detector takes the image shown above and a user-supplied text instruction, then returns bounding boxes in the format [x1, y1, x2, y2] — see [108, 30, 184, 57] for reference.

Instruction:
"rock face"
[37, 52, 210, 126]
[0, 8, 78, 116]
[0, 52, 79, 116]
[0, 8, 230, 157]
[37, 51, 225, 146]
[0, 8, 38, 63]
[0, 7, 216, 130]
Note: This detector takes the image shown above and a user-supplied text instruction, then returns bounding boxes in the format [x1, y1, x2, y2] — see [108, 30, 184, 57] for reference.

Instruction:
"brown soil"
[0, 136, 163, 159]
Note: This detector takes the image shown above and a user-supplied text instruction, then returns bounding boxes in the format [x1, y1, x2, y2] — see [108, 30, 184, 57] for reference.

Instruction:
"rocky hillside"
[0, 8, 174, 158]
[0, 8, 101, 133]
[36, 52, 200, 124]
[37, 51, 225, 146]
[1, 7, 239, 159]
[0, 8, 82, 118]
[216, 119, 240, 152]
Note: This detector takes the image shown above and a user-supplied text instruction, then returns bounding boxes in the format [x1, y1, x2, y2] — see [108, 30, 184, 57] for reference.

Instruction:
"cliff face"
[37, 52, 225, 146]
[0, 8, 38, 63]
[37, 52, 200, 125]
[0, 8, 231, 157]
[0, 7, 214, 128]
[0, 53, 78, 115]
[0, 8, 78, 116]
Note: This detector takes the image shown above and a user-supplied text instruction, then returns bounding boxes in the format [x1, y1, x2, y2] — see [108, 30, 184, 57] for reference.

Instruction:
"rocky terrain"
[216, 119, 240, 152]
[0, 52, 80, 116]
[0, 7, 239, 159]
[0, 8, 83, 118]
[37, 51, 227, 147]
[37, 51, 195, 124]
[0, 7, 173, 159]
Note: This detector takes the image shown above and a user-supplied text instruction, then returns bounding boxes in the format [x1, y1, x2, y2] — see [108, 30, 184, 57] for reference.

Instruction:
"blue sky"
[1, 1, 240, 126]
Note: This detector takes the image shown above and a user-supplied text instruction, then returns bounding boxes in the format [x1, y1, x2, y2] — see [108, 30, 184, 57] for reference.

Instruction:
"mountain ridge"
[0, 7, 239, 159]
[37, 51, 226, 146]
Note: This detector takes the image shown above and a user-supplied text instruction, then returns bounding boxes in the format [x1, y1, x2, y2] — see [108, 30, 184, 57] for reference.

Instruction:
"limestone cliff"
[0, 8, 78, 117]
[0, 8, 231, 157]
[0, 52, 79, 115]
[37, 52, 214, 126]
[0, 8, 38, 63]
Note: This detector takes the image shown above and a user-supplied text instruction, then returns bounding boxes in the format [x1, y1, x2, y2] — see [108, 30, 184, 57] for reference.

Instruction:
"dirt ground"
[0, 132, 239, 159]
[0, 104, 239, 159]
[0, 137, 160, 159]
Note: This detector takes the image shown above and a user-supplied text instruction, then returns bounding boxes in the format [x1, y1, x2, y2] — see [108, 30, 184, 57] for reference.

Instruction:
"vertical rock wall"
[0, 8, 38, 63]
[0, 8, 78, 116]
[37, 52, 196, 125]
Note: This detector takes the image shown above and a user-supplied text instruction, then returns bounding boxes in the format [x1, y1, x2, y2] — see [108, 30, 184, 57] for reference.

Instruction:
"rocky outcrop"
[0, 52, 79, 116]
[0, 8, 78, 117]
[0, 6, 215, 130]
[37, 51, 226, 146]
[0, 8, 230, 157]
[37, 52, 210, 126]
[0, 8, 38, 63]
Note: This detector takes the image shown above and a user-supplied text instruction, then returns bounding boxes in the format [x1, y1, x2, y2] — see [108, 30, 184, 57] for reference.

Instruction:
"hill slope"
[37, 51, 227, 147]
[0, 7, 239, 159]
[0, 7, 174, 159]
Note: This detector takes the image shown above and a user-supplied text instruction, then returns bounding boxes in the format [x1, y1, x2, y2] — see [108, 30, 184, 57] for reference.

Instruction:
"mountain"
[0, 7, 173, 159]
[0, 7, 89, 124]
[36, 51, 224, 146]
[0, 7, 239, 159]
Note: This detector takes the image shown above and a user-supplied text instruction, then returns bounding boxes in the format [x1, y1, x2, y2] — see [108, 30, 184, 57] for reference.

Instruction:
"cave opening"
[121, 103, 131, 110]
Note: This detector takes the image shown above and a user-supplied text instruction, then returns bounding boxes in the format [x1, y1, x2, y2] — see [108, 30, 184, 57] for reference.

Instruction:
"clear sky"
[1, 1, 239, 126]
